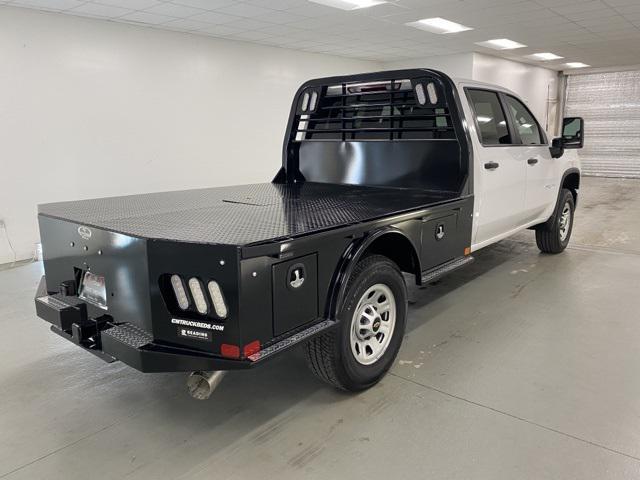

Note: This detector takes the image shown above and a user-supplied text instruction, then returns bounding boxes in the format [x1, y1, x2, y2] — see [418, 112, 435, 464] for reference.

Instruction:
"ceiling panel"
[2, 0, 640, 69]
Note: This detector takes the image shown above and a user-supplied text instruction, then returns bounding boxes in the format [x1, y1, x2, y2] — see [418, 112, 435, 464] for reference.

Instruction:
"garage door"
[565, 70, 640, 178]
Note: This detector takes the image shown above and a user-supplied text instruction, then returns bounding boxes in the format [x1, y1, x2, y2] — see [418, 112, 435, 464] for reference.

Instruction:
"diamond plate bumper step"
[102, 323, 153, 349]
[35, 294, 87, 332]
[421, 255, 474, 284]
[248, 319, 336, 362]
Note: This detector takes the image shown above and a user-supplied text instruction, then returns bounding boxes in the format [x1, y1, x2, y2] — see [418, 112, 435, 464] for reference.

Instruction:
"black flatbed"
[35, 69, 479, 377]
[38, 182, 459, 246]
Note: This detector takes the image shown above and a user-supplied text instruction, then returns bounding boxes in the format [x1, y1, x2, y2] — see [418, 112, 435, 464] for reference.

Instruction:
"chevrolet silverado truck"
[34, 69, 583, 399]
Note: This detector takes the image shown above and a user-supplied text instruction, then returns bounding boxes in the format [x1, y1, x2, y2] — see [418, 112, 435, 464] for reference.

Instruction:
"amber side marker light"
[464, 247, 471, 256]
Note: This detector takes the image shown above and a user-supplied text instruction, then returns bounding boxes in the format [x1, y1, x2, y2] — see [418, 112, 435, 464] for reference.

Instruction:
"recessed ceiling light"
[406, 17, 473, 34]
[528, 52, 564, 61]
[308, 0, 387, 10]
[565, 62, 590, 68]
[475, 38, 527, 50]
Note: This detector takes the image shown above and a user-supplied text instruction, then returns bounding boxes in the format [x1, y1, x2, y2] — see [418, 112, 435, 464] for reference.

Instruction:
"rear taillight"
[167, 274, 228, 319]
[188, 278, 208, 315]
[170, 275, 189, 310]
[207, 281, 228, 319]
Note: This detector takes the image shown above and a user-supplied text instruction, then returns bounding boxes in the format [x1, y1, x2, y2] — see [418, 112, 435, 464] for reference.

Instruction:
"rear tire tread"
[304, 255, 403, 391]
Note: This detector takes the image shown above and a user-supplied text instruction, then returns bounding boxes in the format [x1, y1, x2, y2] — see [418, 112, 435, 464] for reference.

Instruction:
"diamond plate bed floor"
[38, 182, 459, 246]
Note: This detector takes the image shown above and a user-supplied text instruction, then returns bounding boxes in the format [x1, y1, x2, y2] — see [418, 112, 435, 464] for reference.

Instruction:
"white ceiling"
[3, 0, 640, 69]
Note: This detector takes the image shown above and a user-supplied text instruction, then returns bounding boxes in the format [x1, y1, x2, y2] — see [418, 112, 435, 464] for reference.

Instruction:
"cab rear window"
[466, 89, 511, 145]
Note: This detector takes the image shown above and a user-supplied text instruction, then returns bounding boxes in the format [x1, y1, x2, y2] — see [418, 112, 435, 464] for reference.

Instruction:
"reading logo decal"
[178, 328, 212, 342]
[78, 226, 92, 240]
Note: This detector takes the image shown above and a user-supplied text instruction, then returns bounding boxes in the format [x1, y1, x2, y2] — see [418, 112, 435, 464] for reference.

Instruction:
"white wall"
[385, 52, 558, 135]
[0, 6, 560, 265]
[384, 52, 475, 79]
[0, 6, 379, 264]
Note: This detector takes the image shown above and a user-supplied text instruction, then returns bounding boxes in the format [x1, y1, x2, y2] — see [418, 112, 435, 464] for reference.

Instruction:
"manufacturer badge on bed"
[78, 226, 92, 240]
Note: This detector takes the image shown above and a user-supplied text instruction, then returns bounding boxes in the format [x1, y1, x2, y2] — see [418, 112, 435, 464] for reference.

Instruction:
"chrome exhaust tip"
[187, 371, 226, 400]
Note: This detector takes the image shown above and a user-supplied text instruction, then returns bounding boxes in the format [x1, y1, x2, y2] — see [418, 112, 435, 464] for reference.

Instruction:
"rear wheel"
[536, 188, 575, 254]
[305, 254, 407, 391]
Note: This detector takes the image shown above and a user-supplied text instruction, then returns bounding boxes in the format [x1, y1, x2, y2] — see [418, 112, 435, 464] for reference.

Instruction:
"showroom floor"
[1, 177, 640, 480]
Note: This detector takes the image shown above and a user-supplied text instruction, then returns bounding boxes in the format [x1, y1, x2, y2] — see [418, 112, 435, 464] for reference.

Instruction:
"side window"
[467, 89, 511, 145]
[504, 95, 543, 145]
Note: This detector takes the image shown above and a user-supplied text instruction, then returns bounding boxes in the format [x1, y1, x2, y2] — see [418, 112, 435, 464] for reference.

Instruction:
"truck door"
[502, 94, 557, 223]
[465, 89, 527, 246]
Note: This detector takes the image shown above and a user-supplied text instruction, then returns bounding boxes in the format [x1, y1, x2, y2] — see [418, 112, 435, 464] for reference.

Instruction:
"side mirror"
[561, 117, 584, 149]
[550, 117, 584, 158]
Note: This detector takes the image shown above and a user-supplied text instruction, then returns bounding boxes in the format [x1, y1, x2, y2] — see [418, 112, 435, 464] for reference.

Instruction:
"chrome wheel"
[350, 283, 396, 366]
[559, 202, 571, 241]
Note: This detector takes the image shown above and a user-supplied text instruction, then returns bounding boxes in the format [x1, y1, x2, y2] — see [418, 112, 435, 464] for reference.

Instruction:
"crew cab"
[34, 69, 583, 398]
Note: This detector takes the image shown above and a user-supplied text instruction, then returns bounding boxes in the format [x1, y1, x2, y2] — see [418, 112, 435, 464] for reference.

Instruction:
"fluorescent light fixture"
[475, 38, 526, 50]
[565, 62, 590, 68]
[308, 0, 387, 10]
[406, 17, 473, 34]
[529, 52, 564, 61]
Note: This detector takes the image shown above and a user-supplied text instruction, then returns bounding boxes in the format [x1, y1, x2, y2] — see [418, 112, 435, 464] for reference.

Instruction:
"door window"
[504, 95, 544, 145]
[467, 89, 512, 145]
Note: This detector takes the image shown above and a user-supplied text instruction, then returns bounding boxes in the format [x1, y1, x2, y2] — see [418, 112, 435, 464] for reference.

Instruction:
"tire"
[536, 188, 575, 254]
[305, 254, 407, 391]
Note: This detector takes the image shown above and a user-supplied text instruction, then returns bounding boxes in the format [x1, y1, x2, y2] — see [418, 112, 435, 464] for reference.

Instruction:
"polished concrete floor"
[1, 177, 640, 479]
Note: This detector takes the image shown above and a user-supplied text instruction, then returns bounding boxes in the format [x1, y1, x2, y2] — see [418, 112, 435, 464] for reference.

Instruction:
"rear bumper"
[35, 276, 335, 373]
[35, 276, 253, 372]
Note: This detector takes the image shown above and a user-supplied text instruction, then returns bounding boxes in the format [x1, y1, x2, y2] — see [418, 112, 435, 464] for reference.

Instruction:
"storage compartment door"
[272, 254, 318, 336]
[420, 213, 459, 270]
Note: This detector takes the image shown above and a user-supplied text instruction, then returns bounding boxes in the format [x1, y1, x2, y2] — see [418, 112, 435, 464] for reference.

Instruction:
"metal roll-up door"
[565, 70, 640, 178]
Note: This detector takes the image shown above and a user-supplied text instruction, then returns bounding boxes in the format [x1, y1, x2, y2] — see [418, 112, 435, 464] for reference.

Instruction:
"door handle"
[527, 158, 539, 165]
[484, 161, 499, 170]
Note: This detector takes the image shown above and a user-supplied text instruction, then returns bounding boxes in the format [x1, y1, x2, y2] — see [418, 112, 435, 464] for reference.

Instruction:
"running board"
[421, 255, 474, 284]
[248, 319, 336, 362]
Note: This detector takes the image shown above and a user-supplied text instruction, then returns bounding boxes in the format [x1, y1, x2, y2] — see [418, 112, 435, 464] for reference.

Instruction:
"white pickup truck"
[462, 80, 582, 253]
[35, 69, 583, 398]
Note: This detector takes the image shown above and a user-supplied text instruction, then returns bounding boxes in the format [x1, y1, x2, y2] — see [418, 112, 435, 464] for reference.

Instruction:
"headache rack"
[276, 69, 471, 194]
[293, 76, 456, 142]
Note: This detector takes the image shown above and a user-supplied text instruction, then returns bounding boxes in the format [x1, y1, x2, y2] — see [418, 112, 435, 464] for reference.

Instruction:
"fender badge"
[78, 226, 92, 240]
